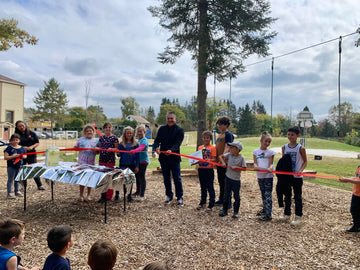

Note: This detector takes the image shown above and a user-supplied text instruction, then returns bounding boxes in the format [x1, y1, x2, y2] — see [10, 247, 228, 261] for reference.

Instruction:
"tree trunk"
[196, 0, 209, 149]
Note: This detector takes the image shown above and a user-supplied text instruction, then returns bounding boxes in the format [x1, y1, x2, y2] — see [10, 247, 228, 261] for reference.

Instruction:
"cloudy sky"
[0, 0, 359, 121]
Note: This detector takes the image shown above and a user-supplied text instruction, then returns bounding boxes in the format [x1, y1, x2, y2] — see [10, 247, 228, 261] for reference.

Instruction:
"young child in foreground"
[0, 218, 40, 270]
[192, 130, 216, 212]
[3, 134, 27, 199]
[253, 131, 275, 221]
[218, 141, 246, 218]
[43, 225, 74, 270]
[339, 165, 360, 232]
[88, 240, 118, 270]
[281, 126, 307, 226]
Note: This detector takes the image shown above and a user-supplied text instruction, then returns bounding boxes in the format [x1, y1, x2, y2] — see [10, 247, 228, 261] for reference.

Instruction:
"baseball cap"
[227, 141, 243, 151]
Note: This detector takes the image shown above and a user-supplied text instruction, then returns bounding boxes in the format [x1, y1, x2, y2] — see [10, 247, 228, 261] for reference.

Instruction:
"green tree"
[319, 119, 337, 137]
[120, 97, 139, 119]
[0, 18, 38, 51]
[149, 0, 277, 147]
[33, 78, 68, 136]
[86, 105, 107, 128]
[252, 100, 267, 115]
[236, 103, 256, 135]
[145, 106, 156, 124]
[329, 102, 354, 136]
[156, 104, 186, 126]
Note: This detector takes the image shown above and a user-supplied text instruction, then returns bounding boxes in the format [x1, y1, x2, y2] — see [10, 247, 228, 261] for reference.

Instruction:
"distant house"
[0, 74, 25, 140]
[126, 115, 150, 126]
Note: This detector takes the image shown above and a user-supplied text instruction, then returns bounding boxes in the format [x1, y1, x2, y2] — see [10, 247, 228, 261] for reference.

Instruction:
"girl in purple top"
[98, 122, 119, 202]
[74, 125, 99, 202]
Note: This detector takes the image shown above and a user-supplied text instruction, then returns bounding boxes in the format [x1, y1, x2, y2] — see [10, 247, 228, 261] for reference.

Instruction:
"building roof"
[0, 74, 25, 86]
[127, 115, 150, 125]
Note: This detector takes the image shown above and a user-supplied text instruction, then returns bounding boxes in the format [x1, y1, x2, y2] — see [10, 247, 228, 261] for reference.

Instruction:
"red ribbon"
[14, 147, 340, 180]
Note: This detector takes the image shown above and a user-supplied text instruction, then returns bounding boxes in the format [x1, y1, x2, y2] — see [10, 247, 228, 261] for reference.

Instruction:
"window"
[5, 110, 14, 124]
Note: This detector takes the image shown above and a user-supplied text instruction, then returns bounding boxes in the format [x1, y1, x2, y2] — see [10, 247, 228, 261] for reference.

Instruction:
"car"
[34, 131, 46, 139]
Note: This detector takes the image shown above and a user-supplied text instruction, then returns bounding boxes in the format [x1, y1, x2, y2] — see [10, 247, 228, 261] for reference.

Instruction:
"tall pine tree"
[149, 0, 277, 147]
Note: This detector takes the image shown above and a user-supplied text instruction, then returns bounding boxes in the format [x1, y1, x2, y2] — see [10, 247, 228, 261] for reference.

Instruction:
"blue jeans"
[7, 167, 20, 193]
[223, 176, 241, 213]
[258, 178, 273, 216]
[160, 160, 183, 200]
[198, 168, 215, 208]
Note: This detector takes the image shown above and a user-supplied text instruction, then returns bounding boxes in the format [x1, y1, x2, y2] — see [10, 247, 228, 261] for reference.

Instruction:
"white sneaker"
[290, 215, 302, 226]
[279, 214, 291, 221]
[7, 193, 15, 199]
[15, 191, 22, 196]
[136, 196, 145, 202]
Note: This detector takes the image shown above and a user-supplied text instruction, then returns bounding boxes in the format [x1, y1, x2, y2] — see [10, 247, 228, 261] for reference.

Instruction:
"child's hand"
[266, 168, 272, 173]
[130, 150, 135, 155]
[221, 162, 226, 168]
[339, 178, 348, 183]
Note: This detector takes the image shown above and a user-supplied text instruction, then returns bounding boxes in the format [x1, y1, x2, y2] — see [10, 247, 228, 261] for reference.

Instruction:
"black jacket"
[276, 154, 294, 185]
[152, 124, 184, 163]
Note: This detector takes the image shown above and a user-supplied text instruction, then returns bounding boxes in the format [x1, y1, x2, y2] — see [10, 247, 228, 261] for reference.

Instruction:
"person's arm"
[223, 131, 234, 154]
[4, 151, 19, 160]
[130, 143, 146, 154]
[281, 145, 285, 156]
[218, 154, 227, 168]
[339, 177, 360, 184]
[299, 147, 307, 173]
[253, 154, 259, 171]
[267, 154, 275, 173]
[6, 255, 18, 270]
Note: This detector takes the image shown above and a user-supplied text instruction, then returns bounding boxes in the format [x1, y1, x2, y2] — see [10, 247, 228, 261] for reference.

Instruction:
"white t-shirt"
[253, 148, 275, 179]
[284, 143, 303, 178]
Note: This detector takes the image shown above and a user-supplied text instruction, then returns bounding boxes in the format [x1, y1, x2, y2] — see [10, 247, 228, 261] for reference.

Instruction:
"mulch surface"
[1, 167, 359, 270]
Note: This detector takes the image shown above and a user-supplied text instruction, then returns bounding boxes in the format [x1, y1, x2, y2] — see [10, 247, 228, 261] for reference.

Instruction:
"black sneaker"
[196, 204, 204, 210]
[164, 196, 173, 205]
[114, 195, 120, 201]
[219, 210, 228, 217]
[346, 225, 360, 233]
[259, 215, 272, 222]
[215, 199, 223, 205]
[177, 198, 184, 207]
[256, 209, 265, 216]
[232, 213, 239, 219]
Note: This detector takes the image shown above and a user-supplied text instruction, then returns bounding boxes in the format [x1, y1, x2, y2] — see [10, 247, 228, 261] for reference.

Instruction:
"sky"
[0, 0, 359, 122]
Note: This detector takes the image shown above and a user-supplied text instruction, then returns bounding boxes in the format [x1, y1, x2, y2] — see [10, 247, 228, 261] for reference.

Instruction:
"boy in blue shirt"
[0, 218, 39, 270]
[43, 225, 73, 270]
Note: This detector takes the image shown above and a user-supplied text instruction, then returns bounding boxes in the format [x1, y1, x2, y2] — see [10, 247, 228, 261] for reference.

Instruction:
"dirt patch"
[1, 167, 359, 270]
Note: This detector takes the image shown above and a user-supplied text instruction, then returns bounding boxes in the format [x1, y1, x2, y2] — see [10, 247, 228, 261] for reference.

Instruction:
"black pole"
[104, 199, 107, 224]
[270, 57, 274, 135]
[123, 184, 126, 212]
[23, 180, 27, 211]
[338, 36, 342, 136]
[51, 181, 54, 201]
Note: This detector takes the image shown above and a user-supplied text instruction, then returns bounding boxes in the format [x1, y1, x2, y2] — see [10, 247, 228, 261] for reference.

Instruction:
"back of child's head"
[9, 133, 21, 142]
[288, 126, 300, 135]
[0, 218, 24, 245]
[47, 225, 72, 253]
[202, 130, 212, 140]
[143, 262, 171, 270]
[82, 124, 95, 136]
[88, 240, 118, 270]
[216, 116, 231, 127]
[260, 131, 272, 141]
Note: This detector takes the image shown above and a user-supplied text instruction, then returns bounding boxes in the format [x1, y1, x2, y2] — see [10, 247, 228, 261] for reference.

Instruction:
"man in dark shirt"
[152, 111, 184, 206]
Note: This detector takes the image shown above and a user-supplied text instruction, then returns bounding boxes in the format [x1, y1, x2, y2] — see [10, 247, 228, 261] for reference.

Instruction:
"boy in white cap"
[218, 141, 246, 218]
